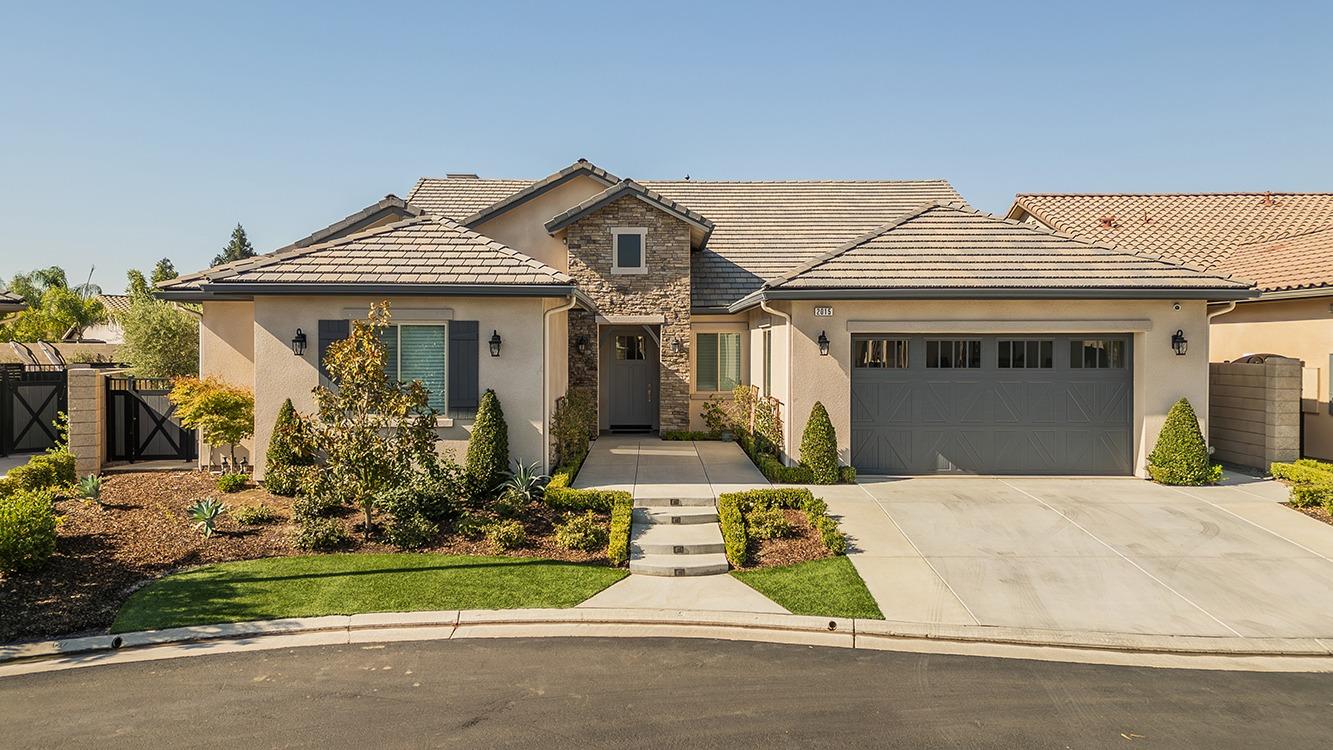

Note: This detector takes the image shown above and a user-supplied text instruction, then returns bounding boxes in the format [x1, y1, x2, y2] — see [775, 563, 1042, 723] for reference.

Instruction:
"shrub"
[496, 460, 548, 505]
[264, 399, 317, 496]
[747, 504, 794, 540]
[77, 474, 103, 505]
[701, 397, 732, 435]
[187, 498, 226, 538]
[0, 489, 57, 573]
[1146, 398, 1219, 486]
[454, 511, 489, 540]
[555, 511, 609, 552]
[385, 513, 439, 550]
[292, 491, 342, 522]
[6, 450, 76, 493]
[1288, 482, 1333, 508]
[216, 472, 248, 493]
[660, 430, 722, 441]
[545, 487, 626, 513]
[231, 503, 281, 525]
[551, 387, 595, 467]
[293, 517, 352, 551]
[718, 494, 747, 567]
[547, 451, 587, 491]
[117, 296, 199, 378]
[485, 519, 527, 550]
[814, 515, 848, 555]
[800, 402, 841, 485]
[608, 496, 633, 566]
[169, 377, 255, 471]
[1270, 461, 1333, 485]
[466, 389, 510, 494]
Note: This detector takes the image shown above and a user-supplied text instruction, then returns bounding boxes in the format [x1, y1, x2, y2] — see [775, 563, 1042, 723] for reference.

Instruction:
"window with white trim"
[611, 228, 647, 274]
[379, 323, 448, 411]
[696, 332, 742, 392]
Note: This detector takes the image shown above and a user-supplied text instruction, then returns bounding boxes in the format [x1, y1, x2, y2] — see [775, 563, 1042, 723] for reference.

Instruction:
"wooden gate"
[105, 376, 196, 463]
[0, 364, 67, 456]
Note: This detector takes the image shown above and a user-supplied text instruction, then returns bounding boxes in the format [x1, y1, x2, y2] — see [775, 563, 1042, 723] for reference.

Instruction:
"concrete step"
[633, 496, 716, 508]
[631, 522, 726, 555]
[631, 507, 719, 526]
[629, 552, 730, 577]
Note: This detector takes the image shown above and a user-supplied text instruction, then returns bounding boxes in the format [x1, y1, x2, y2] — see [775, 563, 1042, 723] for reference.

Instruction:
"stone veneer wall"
[564, 196, 692, 430]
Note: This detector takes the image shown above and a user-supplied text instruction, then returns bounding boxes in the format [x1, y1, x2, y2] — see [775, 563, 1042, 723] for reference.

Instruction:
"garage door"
[851, 334, 1132, 475]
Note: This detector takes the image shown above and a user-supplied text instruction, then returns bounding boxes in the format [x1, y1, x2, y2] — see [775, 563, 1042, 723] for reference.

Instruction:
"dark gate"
[106, 376, 196, 462]
[0, 364, 68, 456]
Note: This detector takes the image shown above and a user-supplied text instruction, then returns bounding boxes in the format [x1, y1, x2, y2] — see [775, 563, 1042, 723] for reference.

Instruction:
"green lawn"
[732, 556, 884, 619]
[112, 554, 628, 633]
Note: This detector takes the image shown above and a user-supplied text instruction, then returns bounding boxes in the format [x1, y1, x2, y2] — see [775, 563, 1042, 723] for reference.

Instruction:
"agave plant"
[187, 498, 227, 538]
[78, 474, 103, 505]
[495, 460, 549, 504]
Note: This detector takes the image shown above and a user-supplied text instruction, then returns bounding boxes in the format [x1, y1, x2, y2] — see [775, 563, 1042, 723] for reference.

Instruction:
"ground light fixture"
[817, 331, 830, 356]
[291, 328, 307, 356]
[489, 329, 503, 357]
[1172, 329, 1188, 356]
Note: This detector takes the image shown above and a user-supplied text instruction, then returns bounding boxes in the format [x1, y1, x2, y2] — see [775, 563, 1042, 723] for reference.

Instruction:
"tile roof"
[95, 294, 198, 317]
[1220, 225, 1333, 294]
[0, 290, 25, 310]
[1008, 193, 1333, 271]
[457, 159, 618, 225]
[410, 174, 964, 308]
[164, 215, 571, 295]
[544, 179, 715, 235]
[763, 201, 1252, 296]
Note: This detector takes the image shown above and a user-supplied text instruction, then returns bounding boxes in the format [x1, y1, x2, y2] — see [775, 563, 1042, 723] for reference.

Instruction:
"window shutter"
[317, 319, 349, 382]
[449, 320, 479, 411]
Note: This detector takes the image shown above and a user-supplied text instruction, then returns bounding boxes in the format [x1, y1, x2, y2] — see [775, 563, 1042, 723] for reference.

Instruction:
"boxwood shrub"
[1147, 398, 1221, 485]
[717, 493, 748, 567]
[799, 402, 841, 484]
[0, 489, 57, 573]
[718, 488, 848, 563]
[608, 496, 633, 566]
[1291, 482, 1333, 509]
[5, 450, 76, 493]
[465, 389, 509, 494]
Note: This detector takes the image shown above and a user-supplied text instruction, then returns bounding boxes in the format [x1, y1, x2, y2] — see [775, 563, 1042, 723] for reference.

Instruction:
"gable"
[470, 172, 609, 273]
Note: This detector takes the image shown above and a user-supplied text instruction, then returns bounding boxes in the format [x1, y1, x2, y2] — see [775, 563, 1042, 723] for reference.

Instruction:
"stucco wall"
[201, 301, 256, 465]
[200, 295, 557, 478]
[472, 175, 607, 273]
[1210, 296, 1333, 459]
[781, 298, 1211, 477]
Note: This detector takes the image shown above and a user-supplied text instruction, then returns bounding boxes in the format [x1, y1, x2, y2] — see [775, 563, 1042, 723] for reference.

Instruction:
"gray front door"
[850, 334, 1133, 475]
[609, 332, 656, 430]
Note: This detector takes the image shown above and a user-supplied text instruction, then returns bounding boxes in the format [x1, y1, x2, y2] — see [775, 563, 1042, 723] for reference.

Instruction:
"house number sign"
[813, 306, 834, 317]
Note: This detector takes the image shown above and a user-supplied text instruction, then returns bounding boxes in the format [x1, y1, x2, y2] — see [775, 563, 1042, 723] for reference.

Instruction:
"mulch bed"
[1288, 502, 1333, 527]
[741, 509, 833, 569]
[0, 471, 610, 643]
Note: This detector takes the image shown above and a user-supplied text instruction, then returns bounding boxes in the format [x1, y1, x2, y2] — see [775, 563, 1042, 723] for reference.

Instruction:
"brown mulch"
[1288, 502, 1333, 527]
[741, 509, 833, 569]
[0, 471, 609, 643]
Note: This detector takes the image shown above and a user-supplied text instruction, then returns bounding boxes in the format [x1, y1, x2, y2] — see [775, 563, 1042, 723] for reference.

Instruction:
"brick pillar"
[66, 366, 115, 477]
[1262, 357, 1302, 465]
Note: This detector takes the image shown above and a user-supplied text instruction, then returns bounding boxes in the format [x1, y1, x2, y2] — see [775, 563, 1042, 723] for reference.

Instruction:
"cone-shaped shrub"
[1147, 397, 1219, 485]
[264, 398, 317, 496]
[466, 389, 510, 494]
[800, 401, 841, 485]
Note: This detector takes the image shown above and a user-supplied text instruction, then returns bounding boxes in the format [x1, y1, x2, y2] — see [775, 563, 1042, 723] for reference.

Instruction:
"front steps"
[628, 498, 730, 577]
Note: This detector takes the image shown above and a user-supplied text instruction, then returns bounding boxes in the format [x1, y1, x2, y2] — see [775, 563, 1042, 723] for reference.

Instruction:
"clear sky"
[3, 0, 1330, 293]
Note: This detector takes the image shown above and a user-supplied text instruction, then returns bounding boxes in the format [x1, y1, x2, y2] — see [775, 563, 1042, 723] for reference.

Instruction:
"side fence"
[1208, 357, 1301, 471]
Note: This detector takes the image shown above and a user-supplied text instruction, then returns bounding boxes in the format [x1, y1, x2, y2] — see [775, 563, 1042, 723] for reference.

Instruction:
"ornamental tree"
[169, 377, 255, 469]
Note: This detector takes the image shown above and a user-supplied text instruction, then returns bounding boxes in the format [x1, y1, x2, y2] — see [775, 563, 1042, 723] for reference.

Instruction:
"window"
[697, 332, 742, 392]
[1070, 339, 1126, 369]
[615, 335, 646, 360]
[926, 339, 980, 368]
[855, 338, 909, 368]
[611, 228, 647, 274]
[380, 324, 448, 411]
[998, 340, 1054, 369]
[763, 329, 773, 397]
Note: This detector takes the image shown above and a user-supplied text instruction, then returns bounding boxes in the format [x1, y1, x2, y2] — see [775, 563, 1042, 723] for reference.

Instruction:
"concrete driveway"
[823, 474, 1333, 638]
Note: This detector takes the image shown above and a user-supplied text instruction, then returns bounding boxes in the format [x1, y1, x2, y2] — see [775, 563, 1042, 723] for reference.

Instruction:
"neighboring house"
[0, 290, 25, 315]
[1008, 193, 1333, 460]
[160, 160, 1251, 478]
[68, 294, 200, 343]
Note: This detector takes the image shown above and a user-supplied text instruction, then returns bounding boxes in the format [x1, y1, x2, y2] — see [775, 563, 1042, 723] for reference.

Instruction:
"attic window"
[611, 228, 647, 275]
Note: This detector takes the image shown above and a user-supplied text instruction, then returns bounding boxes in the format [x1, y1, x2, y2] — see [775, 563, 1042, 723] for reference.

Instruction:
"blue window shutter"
[449, 321, 479, 411]
[317, 319, 349, 382]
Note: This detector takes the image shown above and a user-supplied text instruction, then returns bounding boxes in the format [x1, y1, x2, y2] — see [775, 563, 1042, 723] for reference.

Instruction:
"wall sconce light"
[575, 335, 589, 356]
[489, 330, 503, 357]
[817, 331, 830, 356]
[1171, 329, 1188, 356]
[291, 328, 307, 356]
[672, 336, 683, 353]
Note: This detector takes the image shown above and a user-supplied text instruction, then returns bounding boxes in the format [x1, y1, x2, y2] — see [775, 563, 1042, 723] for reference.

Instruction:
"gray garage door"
[851, 334, 1133, 475]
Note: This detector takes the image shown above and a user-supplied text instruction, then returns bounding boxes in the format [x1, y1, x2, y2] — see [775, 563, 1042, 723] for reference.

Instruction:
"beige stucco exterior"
[1210, 296, 1333, 460]
[200, 300, 256, 466]
[472, 175, 608, 273]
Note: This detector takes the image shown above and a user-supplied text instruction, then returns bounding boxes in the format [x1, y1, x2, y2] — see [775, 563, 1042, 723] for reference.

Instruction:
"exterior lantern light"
[575, 335, 589, 355]
[291, 328, 307, 356]
[489, 330, 503, 357]
[817, 331, 830, 356]
[1171, 329, 1188, 356]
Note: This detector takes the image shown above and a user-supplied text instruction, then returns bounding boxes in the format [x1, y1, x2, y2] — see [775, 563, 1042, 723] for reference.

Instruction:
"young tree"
[213, 223, 257, 267]
[466, 389, 510, 493]
[312, 302, 438, 540]
[150, 258, 178, 285]
[264, 398, 317, 496]
[125, 269, 152, 301]
[169, 377, 255, 470]
[118, 297, 199, 377]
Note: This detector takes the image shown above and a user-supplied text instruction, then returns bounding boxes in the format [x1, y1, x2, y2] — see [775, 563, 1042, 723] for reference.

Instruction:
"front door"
[609, 331, 656, 430]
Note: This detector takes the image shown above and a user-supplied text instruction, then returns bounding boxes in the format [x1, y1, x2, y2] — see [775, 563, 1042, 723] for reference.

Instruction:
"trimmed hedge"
[747, 450, 857, 485]
[718, 494, 747, 567]
[1147, 398, 1221, 486]
[660, 430, 722, 441]
[547, 450, 587, 491]
[465, 389, 509, 493]
[4, 450, 76, 494]
[1270, 461, 1333, 485]
[608, 496, 633, 566]
[545, 487, 627, 513]
[718, 488, 849, 567]
[1291, 482, 1333, 509]
[799, 402, 841, 484]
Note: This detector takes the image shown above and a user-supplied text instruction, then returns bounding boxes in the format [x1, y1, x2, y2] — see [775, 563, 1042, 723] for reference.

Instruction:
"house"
[67, 294, 200, 344]
[159, 159, 1252, 477]
[1007, 193, 1333, 460]
[0, 290, 25, 315]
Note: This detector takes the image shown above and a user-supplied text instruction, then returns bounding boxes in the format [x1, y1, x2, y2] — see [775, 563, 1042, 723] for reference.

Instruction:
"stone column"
[1262, 356, 1302, 465]
[66, 366, 116, 477]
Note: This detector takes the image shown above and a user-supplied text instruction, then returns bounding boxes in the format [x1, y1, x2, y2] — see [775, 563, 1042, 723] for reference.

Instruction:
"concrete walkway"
[572, 434, 768, 497]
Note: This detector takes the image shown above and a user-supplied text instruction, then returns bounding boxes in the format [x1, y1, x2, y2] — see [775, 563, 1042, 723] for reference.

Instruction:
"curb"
[3, 609, 1332, 670]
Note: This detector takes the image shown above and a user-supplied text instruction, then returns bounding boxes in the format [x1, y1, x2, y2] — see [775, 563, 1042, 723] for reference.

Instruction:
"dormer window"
[611, 228, 647, 274]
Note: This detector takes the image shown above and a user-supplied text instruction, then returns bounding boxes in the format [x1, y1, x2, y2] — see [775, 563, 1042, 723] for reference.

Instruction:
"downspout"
[542, 295, 578, 474]
[1207, 300, 1237, 322]
[1204, 300, 1240, 465]
[759, 299, 794, 465]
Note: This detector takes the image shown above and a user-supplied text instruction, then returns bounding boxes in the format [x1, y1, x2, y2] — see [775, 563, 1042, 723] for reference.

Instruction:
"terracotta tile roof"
[765, 201, 1251, 295]
[410, 173, 963, 309]
[1220, 225, 1333, 294]
[163, 215, 571, 294]
[1008, 193, 1333, 271]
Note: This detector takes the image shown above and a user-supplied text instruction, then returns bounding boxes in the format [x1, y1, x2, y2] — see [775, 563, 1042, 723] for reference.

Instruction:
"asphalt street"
[3, 637, 1331, 748]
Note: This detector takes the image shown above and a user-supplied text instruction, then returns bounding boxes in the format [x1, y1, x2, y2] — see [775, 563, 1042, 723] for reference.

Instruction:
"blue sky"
[2, 0, 1331, 293]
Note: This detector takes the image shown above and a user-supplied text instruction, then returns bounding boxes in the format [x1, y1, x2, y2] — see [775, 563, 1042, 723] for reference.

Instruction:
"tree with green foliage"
[311, 302, 439, 540]
[0, 267, 106, 342]
[169, 377, 255, 470]
[466, 389, 510, 494]
[118, 296, 199, 377]
[264, 398, 318, 496]
[1147, 397, 1221, 485]
[799, 401, 841, 485]
[151, 258, 178, 285]
[125, 269, 152, 301]
[213, 223, 257, 267]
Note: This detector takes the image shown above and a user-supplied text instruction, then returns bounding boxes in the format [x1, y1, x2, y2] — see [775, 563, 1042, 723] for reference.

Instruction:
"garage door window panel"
[999, 340, 1053, 369]
[1071, 340, 1126, 369]
[926, 339, 980, 369]
[856, 338, 909, 368]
